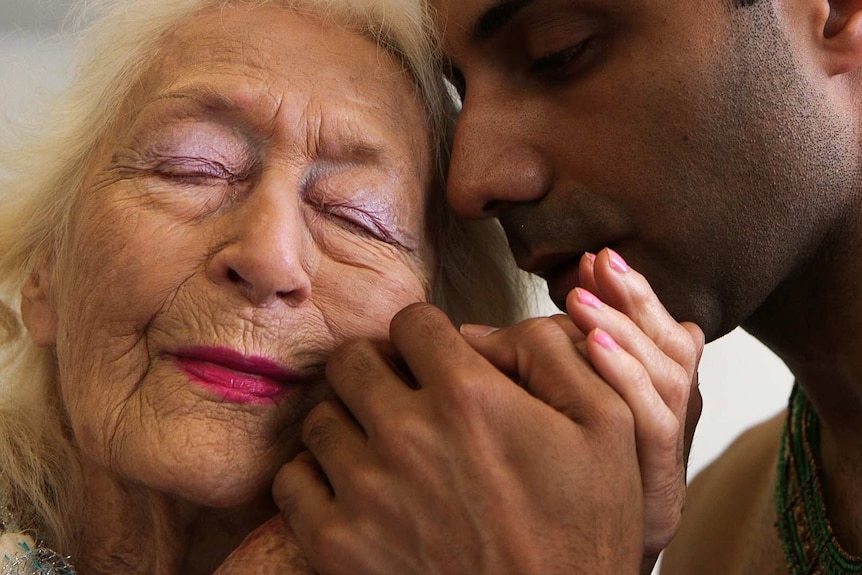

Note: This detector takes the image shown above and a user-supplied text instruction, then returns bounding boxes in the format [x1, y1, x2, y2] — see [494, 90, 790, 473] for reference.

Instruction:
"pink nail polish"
[594, 329, 621, 351]
[576, 287, 605, 309]
[608, 248, 630, 273]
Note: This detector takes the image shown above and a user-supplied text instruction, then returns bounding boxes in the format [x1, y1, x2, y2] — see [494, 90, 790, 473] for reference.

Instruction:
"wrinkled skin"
[20, 5, 435, 573]
[214, 517, 314, 575]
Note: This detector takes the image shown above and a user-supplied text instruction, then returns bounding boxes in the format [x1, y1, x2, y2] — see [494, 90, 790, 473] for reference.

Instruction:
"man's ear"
[820, 0, 862, 75]
[20, 265, 58, 347]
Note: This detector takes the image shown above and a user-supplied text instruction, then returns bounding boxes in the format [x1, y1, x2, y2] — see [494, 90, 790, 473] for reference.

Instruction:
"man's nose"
[207, 172, 313, 307]
[447, 92, 552, 219]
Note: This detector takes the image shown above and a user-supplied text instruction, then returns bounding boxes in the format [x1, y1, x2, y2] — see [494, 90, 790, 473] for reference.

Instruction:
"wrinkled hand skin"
[214, 516, 316, 575]
[567, 250, 704, 572]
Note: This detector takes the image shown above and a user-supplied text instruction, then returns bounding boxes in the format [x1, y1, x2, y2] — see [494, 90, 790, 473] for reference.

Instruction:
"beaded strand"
[776, 385, 862, 574]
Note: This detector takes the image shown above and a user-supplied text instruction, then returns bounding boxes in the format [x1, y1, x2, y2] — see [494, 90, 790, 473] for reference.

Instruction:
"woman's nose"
[207, 174, 312, 307]
[446, 93, 553, 219]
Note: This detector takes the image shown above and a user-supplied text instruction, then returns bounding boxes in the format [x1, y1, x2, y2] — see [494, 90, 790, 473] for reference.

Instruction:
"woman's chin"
[128, 448, 290, 509]
[169, 467, 280, 509]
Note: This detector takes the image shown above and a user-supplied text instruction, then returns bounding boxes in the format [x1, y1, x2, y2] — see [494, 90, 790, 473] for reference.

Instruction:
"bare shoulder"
[661, 410, 788, 575]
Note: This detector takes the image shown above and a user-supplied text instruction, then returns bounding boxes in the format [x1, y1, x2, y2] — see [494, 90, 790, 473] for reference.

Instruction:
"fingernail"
[594, 328, 620, 351]
[608, 248, 630, 273]
[576, 287, 605, 309]
[460, 323, 500, 337]
[584, 252, 596, 263]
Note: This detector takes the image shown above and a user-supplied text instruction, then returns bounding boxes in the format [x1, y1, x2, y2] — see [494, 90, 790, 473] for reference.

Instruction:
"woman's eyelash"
[530, 40, 589, 74]
[155, 157, 238, 180]
[322, 201, 399, 246]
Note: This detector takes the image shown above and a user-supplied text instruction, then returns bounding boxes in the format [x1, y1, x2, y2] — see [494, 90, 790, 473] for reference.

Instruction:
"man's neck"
[743, 212, 862, 558]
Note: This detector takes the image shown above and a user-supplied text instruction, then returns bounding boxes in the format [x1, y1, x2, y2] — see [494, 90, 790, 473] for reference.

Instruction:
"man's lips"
[172, 346, 307, 404]
[538, 256, 583, 309]
[512, 249, 589, 305]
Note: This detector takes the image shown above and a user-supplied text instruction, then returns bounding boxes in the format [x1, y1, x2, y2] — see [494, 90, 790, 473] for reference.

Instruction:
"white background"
[0, 3, 795, 570]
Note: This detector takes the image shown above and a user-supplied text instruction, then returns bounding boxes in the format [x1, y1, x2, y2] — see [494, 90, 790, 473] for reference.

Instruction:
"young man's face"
[435, 0, 856, 340]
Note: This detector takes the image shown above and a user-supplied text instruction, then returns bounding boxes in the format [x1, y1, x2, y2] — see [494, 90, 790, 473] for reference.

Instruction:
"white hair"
[0, 0, 528, 554]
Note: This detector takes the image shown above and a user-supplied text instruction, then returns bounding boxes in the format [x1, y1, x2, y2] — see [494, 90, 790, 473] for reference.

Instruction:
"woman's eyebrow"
[146, 85, 246, 114]
[139, 86, 392, 166]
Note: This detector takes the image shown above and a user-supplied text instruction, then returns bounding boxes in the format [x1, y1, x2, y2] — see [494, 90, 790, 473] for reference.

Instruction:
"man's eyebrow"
[474, 0, 535, 41]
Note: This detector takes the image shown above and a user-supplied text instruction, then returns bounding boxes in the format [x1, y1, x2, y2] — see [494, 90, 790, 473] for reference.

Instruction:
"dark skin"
[273, 0, 862, 573]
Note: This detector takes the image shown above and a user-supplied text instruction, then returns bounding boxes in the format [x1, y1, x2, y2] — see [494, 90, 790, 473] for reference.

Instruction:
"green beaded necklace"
[776, 384, 862, 574]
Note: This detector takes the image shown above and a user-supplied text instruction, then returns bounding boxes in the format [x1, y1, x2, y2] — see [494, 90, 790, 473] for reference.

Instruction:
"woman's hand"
[213, 516, 316, 575]
[463, 248, 704, 572]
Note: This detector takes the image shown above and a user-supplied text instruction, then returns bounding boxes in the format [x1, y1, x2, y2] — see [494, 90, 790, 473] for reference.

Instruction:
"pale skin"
[19, 5, 438, 573]
[280, 0, 862, 572]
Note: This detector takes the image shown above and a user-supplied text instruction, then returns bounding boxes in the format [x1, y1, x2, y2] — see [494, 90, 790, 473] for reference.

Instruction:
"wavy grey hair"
[0, 0, 527, 556]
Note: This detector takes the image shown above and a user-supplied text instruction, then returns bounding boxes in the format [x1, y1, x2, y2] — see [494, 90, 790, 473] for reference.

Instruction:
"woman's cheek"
[51, 193, 200, 441]
[315, 256, 431, 343]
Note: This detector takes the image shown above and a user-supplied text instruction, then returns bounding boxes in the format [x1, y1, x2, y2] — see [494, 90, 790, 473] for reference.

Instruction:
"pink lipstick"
[172, 346, 302, 404]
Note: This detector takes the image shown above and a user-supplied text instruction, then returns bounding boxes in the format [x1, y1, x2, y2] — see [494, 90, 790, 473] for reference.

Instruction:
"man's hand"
[273, 303, 646, 575]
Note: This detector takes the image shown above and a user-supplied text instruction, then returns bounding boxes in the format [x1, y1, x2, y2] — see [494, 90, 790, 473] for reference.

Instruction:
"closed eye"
[530, 39, 590, 75]
[155, 157, 238, 183]
[320, 202, 402, 247]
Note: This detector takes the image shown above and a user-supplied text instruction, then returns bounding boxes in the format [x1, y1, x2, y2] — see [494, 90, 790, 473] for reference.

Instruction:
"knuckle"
[441, 375, 505, 423]
[374, 410, 435, 460]
[327, 338, 377, 377]
[653, 413, 682, 448]
[670, 322, 706, 373]
[347, 462, 384, 499]
[273, 469, 299, 517]
[661, 364, 692, 413]
[392, 303, 454, 348]
[392, 301, 438, 327]
[516, 316, 570, 343]
[302, 402, 341, 448]
[629, 364, 654, 397]
[595, 394, 636, 433]
[309, 521, 349, 559]
[514, 318, 579, 372]
[685, 321, 707, 351]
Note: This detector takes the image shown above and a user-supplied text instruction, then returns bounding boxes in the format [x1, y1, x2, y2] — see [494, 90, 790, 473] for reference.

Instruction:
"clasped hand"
[221, 250, 703, 575]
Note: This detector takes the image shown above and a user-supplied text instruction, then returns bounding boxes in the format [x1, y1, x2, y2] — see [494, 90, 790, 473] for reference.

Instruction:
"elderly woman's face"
[26, 5, 436, 506]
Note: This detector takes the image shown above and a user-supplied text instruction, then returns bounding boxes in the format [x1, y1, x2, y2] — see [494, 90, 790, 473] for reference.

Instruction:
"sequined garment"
[0, 490, 76, 575]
